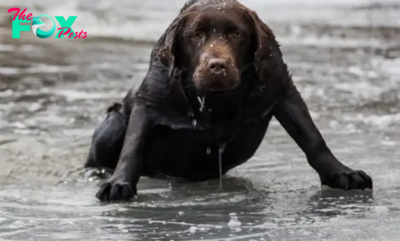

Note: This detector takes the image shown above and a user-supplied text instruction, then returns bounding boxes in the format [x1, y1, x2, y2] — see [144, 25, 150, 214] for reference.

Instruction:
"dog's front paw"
[96, 179, 136, 202]
[321, 169, 373, 191]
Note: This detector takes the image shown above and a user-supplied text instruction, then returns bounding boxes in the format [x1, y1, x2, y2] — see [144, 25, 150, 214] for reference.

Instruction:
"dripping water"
[218, 143, 226, 187]
[197, 96, 205, 112]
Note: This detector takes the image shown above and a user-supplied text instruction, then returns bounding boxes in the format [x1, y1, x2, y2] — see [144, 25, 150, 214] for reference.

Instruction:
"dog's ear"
[246, 9, 282, 73]
[157, 15, 186, 79]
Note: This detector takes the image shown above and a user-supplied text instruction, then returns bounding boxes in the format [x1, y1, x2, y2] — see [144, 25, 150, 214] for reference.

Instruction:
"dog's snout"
[208, 58, 228, 74]
[193, 49, 239, 92]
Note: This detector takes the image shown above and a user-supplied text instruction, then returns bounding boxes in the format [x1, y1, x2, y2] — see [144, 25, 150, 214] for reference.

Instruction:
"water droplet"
[227, 216, 242, 228]
[189, 226, 197, 234]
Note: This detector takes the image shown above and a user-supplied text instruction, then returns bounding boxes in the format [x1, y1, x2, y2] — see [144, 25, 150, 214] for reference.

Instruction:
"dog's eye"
[192, 31, 204, 40]
[232, 30, 242, 38]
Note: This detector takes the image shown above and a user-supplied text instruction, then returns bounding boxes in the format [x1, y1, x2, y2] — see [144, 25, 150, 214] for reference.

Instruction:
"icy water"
[0, 0, 400, 240]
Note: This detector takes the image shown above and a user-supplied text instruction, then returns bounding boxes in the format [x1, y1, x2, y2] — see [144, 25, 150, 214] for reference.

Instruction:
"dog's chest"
[145, 116, 271, 180]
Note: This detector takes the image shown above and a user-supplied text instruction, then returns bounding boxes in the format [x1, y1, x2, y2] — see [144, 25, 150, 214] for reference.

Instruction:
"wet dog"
[85, 0, 373, 201]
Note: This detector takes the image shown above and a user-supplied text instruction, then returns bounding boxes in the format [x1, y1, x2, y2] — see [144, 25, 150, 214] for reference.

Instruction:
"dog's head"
[158, 0, 275, 95]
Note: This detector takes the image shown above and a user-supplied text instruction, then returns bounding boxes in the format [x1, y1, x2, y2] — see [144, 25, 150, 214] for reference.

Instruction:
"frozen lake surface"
[0, 0, 399, 240]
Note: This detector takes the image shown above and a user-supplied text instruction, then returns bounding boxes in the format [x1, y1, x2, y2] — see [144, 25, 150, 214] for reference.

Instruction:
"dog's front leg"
[273, 85, 373, 190]
[96, 105, 150, 202]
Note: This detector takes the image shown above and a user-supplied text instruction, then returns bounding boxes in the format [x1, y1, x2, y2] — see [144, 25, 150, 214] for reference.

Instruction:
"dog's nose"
[208, 58, 228, 75]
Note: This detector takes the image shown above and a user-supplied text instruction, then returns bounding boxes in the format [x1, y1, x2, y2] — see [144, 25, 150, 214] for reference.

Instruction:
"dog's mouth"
[207, 79, 240, 92]
[192, 74, 241, 95]
[194, 83, 240, 97]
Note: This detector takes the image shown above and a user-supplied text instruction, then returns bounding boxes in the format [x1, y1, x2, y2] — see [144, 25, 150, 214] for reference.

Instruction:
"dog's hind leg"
[85, 103, 128, 170]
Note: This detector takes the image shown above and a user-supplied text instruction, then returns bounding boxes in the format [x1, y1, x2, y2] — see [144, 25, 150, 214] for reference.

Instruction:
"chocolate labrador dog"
[86, 0, 373, 201]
